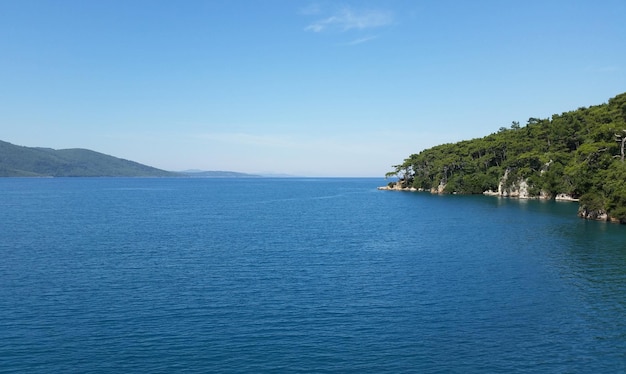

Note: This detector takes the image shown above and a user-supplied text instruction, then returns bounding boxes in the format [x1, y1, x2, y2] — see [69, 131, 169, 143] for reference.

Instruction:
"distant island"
[0, 140, 258, 178]
[178, 170, 261, 178]
[384, 92, 626, 223]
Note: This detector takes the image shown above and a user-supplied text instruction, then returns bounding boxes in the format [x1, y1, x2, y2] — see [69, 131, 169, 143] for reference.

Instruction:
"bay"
[1, 178, 625, 373]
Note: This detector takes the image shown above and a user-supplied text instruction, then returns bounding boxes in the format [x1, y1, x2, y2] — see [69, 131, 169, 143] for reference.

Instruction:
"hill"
[0, 140, 176, 177]
[385, 92, 626, 223]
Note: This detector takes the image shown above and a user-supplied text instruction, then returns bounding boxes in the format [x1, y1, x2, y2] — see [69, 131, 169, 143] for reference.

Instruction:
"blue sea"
[1, 177, 625, 373]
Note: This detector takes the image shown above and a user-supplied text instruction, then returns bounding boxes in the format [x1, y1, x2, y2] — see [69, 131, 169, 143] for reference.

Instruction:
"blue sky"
[1, 0, 625, 176]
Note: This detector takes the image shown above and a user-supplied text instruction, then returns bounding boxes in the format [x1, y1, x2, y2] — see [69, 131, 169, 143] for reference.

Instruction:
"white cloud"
[305, 6, 393, 33]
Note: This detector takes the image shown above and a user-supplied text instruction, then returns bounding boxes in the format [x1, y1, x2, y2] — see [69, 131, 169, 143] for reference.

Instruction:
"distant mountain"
[179, 170, 261, 178]
[0, 140, 176, 177]
[257, 173, 299, 178]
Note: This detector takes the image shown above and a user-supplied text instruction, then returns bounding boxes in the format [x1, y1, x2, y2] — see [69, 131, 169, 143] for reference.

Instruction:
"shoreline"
[377, 184, 625, 223]
[376, 185, 579, 203]
[378, 185, 579, 202]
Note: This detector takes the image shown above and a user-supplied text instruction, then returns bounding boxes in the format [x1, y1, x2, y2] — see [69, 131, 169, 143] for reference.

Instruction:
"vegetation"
[0, 140, 176, 177]
[386, 92, 626, 222]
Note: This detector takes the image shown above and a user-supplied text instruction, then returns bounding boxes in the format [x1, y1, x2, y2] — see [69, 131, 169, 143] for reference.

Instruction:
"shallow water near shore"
[1, 177, 625, 373]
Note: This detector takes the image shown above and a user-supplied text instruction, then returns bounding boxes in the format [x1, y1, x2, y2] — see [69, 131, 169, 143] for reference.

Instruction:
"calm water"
[1, 178, 625, 373]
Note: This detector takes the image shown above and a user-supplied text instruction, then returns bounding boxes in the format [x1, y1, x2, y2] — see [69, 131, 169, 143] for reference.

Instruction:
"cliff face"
[486, 169, 531, 198]
[430, 181, 447, 194]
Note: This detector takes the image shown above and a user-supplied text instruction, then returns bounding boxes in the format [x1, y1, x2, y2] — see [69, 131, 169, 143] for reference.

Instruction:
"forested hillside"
[386, 92, 626, 222]
[0, 140, 175, 177]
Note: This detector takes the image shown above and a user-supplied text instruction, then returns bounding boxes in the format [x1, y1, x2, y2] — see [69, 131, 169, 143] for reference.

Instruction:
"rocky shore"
[378, 179, 623, 223]
[377, 185, 417, 191]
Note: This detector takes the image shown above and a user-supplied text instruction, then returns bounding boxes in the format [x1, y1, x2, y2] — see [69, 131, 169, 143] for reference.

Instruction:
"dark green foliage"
[0, 140, 176, 177]
[579, 192, 605, 212]
[387, 92, 626, 221]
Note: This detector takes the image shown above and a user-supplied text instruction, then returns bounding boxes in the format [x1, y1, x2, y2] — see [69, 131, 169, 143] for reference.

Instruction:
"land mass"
[178, 170, 261, 178]
[0, 140, 177, 177]
[384, 92, 626, 223]
[0, 140, 256, 178]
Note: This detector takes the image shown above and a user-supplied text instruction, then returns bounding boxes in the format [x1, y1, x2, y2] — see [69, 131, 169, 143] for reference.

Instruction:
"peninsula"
[384, 92, 626, 223]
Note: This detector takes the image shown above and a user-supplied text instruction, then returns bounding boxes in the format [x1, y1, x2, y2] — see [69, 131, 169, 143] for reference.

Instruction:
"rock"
[555, 193, 579, 202]
[377, 182, 417, 192]
[430, 182, 446, 194]
[532, 193, 551, 200]
[578, 206, 609, 221]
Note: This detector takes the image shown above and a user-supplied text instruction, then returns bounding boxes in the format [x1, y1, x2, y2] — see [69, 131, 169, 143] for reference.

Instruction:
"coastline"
[378, 184, 578, 201]
[377, 182, 624, 223]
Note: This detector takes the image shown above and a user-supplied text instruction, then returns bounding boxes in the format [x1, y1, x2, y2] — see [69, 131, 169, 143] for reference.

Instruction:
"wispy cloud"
[343, 35, 379, 46]
[304, 6, 393, 33]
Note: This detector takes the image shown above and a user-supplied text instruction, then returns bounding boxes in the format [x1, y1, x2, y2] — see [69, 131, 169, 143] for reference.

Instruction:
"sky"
[1, 0, 625, 177]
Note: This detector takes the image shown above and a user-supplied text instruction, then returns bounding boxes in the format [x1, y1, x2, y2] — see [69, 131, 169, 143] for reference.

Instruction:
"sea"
[1, 177, 625, 373]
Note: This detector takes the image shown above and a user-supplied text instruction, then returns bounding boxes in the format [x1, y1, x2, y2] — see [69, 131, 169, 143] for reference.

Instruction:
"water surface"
[1, 178, 625, 372]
